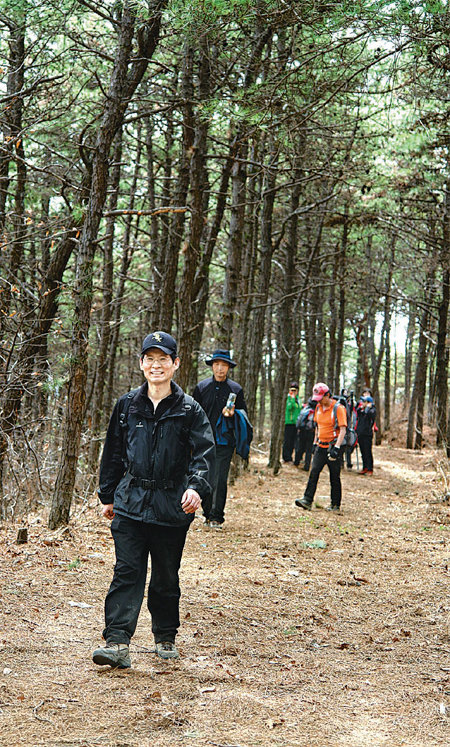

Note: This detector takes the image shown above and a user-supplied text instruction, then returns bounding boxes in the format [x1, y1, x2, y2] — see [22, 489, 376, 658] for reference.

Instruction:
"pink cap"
[311, 382, 330, 401]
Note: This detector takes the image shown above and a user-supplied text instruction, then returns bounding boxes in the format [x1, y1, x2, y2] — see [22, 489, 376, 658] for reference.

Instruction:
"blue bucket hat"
[205, 349, 237, 368]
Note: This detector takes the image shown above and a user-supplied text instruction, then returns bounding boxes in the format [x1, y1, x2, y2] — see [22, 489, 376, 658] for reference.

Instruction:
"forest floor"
[0, 441, 449, 747]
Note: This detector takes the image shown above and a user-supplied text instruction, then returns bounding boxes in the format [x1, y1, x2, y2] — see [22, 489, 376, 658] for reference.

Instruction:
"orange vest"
[314, 401, 347, 446]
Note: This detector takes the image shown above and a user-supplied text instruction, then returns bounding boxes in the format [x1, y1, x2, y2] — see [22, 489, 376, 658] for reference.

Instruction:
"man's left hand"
[181, 489, 201, 514]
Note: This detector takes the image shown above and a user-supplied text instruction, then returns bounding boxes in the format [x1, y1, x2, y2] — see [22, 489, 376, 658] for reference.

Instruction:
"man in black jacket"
[356, 389, 376, 475]
[92, 331, 215, 668]
[193, 349, 247, 529]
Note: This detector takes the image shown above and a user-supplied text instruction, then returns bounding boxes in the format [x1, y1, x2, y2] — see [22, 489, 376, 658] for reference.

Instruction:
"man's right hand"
[328, 445, 340, 461]
[102, 504, 115, 520]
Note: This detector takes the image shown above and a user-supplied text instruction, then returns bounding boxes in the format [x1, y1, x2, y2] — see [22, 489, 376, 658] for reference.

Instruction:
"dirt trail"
[0, 444, 449, 747]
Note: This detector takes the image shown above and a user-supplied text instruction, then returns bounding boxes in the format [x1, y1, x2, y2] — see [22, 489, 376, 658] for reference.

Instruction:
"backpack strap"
[118, 389, 137, 425]
[332, 400, 340, 434]
[119, 390, 196, 430]
[118, 389, 139, 465]
[181, 393, 196, 435]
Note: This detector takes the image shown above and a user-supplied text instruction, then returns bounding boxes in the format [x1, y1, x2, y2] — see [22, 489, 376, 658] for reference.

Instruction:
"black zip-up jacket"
[192, 376, 247, 441]
[98, 381, 215, 527]
[356, 402, 376, 437]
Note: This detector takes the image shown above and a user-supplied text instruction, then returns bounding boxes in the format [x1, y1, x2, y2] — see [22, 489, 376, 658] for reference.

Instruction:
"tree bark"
[404, 302, 416, 408]
[217, 136, 248, 348]
[246, 141, 278, 424]
[177, 41, 211, 390]
[334, 206, 349, 392]
[435, 164, 449, 447]
[104, 133, 144, 416]
[158, 44, 194, 332]
[49, 0, 167, 529]
[87, 129, 123, 473]
[406, 254, 437, 449]
[268, 166, 302, 473]
[0, 16, 25, 230]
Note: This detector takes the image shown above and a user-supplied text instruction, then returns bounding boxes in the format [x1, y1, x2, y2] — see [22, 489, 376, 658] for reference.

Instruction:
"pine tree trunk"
[178, 41, 211, 390]
[0, 18, 25, 229]
[384, 324, 391, 432]
[87, 130, 123, 473]
[246, 141, 278, 423]
[435, 167, 449, 447]
[104, 131, 145, 415]
[49, 1, 167, 529]
[158, 43, 194, 332]
[257, 360, 267, 444]
[407, 255, 437, 449]
[268, 165, 301, 473]
[327, 245, 338, 388]
[335, 205, 349, 392]
[404, 303, 416, 409]
[217, 141, 247, 348]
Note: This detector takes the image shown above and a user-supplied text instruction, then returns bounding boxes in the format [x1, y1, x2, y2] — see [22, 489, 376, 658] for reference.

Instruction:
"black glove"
[328, 445, 340, 461]
[311, 444, 317, 455]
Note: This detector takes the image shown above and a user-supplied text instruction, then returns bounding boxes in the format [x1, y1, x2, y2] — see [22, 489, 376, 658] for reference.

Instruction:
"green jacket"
[285, 395, 301, 425]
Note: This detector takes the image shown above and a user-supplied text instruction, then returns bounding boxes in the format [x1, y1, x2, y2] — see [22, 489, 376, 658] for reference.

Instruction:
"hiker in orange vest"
[295, 383, 347, 512]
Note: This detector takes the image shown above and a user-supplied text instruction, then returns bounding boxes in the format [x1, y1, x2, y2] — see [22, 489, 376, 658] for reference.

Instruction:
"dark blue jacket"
[216, 409, 253, 459]
[193, 376, 247, 441]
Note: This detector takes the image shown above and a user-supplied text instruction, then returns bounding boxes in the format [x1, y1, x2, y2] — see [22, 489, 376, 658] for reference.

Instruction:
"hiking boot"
[358, 468, 368, 475]
[295, 498, 312, 511]
[209, 520, 223, 530]
[92, 643, 131, 669]
[155, 641, 179, 660]
[366, 470, 373, 476]
[326, 505, 341, 512]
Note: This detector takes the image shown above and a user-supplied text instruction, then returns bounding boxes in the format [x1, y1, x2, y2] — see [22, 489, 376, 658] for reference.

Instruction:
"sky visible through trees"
[0, 0, 448, 523]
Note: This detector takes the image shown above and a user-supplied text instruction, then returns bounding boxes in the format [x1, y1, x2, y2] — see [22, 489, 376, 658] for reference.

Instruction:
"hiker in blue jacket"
[92, 332, 215, 669]
[193, 349, 249, 530]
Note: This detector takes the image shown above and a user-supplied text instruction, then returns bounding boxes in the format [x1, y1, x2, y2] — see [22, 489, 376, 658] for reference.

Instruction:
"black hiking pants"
[358, 433, 374, 471]
[103, 514, 188, 645]
[208, 443, 235, 524]
[282, 424, 297, 462]
[302, 446, 342, 508]
[295, 429, 315, 469]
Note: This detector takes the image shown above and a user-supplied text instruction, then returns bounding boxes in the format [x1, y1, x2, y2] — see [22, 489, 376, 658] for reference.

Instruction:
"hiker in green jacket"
[282, 381, 301, 464]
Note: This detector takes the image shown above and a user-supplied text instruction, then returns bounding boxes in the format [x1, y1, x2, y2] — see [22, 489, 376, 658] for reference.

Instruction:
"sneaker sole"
[92, 651, 131, 668]
[295, 500, 312, 511]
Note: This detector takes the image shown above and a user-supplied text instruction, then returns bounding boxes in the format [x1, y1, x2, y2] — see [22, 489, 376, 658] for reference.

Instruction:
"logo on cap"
[152, 332, 163, 342]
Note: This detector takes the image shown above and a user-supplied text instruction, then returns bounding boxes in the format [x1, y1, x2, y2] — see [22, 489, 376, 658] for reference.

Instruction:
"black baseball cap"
[141, 331, 177, 357]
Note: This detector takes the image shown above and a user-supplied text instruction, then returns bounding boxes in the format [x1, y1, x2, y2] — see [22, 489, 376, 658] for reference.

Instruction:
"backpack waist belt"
[318, 439, 337, 446]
